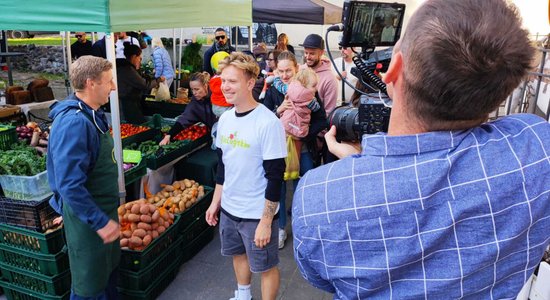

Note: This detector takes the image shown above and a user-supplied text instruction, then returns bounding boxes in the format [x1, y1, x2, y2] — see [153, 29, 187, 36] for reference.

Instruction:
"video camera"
[327, 1, 405, 141]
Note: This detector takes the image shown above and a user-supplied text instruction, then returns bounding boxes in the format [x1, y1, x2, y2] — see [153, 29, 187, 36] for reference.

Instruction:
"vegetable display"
[173, 125, 208, 141]
[0, 144, 46, 176]
[125, 140, 187, 158]
[147, 179, 205, 214]
[118, 199, 175, 251]
[110, 124, 151, 139]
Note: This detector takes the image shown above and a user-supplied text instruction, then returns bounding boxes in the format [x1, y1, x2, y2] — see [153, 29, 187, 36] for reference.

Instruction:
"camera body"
[329, 93, 391, 141]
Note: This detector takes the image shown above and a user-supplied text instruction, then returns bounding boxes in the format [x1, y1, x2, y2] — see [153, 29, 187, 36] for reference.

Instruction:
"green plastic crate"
[119, 215, 180, 272]
[0, 125, 17, 151]
[0, 224, 65, 255]
[124, 159, 147, 185]
[121, 126, 159, 147]
[145, 139, 192, 170]
[118, 234, 181, 290]
[0, 243, 69, 276]
[177, 186, 213, 232]
[0, 262, 71, 296]
[180, 226, 215, 265]
[0, 279, 69, 300]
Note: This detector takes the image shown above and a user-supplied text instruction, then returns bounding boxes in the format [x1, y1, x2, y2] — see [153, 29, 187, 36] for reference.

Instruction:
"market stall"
[0, 1, 251, 298]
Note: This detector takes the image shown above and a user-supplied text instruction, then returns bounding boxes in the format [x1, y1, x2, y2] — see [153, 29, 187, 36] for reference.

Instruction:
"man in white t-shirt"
[115, 32, 139, 59]
[332, 46, 358, 106]
[206, 52, 287, 300]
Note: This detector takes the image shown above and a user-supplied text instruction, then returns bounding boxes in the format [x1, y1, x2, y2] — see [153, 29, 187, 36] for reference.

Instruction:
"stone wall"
[8, 45, 65, 74]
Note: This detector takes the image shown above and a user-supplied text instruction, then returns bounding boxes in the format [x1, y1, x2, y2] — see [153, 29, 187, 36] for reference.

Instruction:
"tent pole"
[172, 29, 177, 96]
[177, 28, 183, 93]
[106, 32, 126, 204]
[248, 25, 253, 51]
[60, 32, 70, 96]
[234, 27, 238, 51]
[64, 32, 73, 95]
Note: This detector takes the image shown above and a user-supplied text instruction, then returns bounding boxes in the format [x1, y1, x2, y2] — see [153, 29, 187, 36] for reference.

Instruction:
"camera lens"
[328, 106, 360, 141]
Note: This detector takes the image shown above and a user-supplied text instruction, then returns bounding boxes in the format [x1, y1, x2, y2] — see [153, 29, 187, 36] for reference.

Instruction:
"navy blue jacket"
[203, 43, 235, 75]
[169, 95, 217, 137]
[47, 95, 111, 231]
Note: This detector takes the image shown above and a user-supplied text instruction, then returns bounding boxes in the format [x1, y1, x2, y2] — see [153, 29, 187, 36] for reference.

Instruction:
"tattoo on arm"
[262, 200, 278, 220]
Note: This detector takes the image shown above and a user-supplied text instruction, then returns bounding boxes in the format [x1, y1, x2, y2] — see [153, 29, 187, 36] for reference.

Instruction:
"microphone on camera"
[327, 23, 344, 32]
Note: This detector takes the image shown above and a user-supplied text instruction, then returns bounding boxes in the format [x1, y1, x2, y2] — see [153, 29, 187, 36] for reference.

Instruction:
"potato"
[122, 230, 132, 238]
[154, 196, 160, 203]
[152, 210, 160, 222]
[127, 214, 140, 223]
[129, 236, 143, 247]
[164, 220, 170, 228]
[185, 201, 192, 208]
[117, 206, 126, 216]
[122, 213, 129, 222]
[130, 223, 137, 231]
[164, 185, 174, 192]
[173, 181, 181, 190]
[139, 205, 150, 215]
[143, 235, 153, 247]
[152, 230, 159, 239]
[179, 200, 186, 211]
[130, 204, 141, 214]
[183, 179, 192, 188]
[137, 222, 152, 231]
[151, 222, 159, 230]
[140, 215, 152, 223]
[120, 238, 129, 247]
[124, 202, 133, 210]
[174, 208, 180, 214]
[162, 191, 170, 198]
[148, 204, 156, 214]
[169, 213, 174, 220]
[157, 226, 166, 234]
[133, 228, 147, 238]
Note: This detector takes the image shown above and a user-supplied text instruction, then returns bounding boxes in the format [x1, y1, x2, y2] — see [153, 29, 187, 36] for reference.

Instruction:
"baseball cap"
[299, 34, 324, 50]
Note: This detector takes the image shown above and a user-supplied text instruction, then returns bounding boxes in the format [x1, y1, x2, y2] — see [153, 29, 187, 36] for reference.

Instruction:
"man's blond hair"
[222, 52, 259, 80]
[70, 56, 112, 91]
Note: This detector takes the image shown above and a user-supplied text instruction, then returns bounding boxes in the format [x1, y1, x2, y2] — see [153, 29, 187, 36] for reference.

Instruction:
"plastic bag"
[284, 136, 300, 181]
[155, 82, 170, 101]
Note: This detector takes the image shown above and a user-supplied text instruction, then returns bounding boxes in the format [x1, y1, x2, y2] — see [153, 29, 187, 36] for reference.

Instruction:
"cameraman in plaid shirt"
[292, 0, 550, 299]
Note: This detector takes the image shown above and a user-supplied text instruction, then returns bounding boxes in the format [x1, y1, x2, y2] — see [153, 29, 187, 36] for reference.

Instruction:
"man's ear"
[383, 51, 403, 85]
[247, 77, 256, 91]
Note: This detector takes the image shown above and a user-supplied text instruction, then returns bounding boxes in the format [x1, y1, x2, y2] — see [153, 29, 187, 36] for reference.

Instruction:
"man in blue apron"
[47, 56, 120, 299]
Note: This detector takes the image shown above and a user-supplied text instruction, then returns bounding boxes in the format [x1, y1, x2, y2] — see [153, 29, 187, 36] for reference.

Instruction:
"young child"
[277, 68, 318, 156]
[209, 52, 232, 118]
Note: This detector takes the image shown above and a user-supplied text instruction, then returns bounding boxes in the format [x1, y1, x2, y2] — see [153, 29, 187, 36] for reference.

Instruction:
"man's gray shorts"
[219, 211, 279, 273]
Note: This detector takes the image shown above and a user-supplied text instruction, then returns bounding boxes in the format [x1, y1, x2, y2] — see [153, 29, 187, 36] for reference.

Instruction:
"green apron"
[62, 108, 120, 297]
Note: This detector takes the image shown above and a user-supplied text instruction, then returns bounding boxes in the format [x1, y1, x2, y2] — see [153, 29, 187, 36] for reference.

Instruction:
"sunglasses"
[215, 35, 226, 40]
[75, 35, 83, 38]
[338, 46, 347, 50]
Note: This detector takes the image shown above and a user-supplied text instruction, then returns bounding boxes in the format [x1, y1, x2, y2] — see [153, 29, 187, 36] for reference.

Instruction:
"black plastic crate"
[120, 126, 159, 148]
[0, 196, 59, 232]
[0, 243, 69, 276]
[119, 215, 180, 272]
[177, 186, 213, 232]
[118, 252, 181, 300]
[180, 226, 215, 265]
[180, 213, 210, 246]
[0, 224, 65, 255]
[118, 235, 181, 290]
[0, 262, 71, 296]
[146, 139, 192, 170]
[124, 159, 147, 186]
[0, 279, 69, 300]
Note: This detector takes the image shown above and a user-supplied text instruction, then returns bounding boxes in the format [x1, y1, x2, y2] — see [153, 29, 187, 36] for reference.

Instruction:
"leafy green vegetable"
[0, 143, 46, 176]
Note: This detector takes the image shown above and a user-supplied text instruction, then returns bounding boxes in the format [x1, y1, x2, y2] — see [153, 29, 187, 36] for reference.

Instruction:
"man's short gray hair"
[70, 56, 112, 91]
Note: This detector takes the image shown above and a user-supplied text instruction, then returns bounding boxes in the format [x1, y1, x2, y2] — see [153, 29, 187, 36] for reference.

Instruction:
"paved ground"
[159, 188, 332, 300]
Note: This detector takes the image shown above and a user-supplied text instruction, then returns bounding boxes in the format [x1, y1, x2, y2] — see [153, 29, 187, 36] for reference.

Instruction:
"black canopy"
[253, 0, 342, 25]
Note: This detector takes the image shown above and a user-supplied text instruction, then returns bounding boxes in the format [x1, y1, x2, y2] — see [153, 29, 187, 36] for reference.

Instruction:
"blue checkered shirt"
[292, 114, 550, 299]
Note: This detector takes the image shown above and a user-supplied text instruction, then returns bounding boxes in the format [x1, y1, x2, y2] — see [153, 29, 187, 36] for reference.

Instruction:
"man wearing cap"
[71, 32, 93, 60]
[203, 28, 236, 76]
[299, 34, 338, 115]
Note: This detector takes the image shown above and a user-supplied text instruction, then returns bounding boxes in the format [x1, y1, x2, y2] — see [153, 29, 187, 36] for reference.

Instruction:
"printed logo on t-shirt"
[220, 132, 250, 149]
